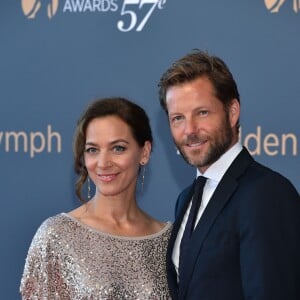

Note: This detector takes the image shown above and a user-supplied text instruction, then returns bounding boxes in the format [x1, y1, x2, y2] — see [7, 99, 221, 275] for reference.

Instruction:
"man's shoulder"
[179, 183, 194, 199]
[230, 150, 299, 200]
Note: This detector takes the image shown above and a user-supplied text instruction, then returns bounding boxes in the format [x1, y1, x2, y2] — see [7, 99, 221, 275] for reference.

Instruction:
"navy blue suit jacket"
[167, 147, 300, 300]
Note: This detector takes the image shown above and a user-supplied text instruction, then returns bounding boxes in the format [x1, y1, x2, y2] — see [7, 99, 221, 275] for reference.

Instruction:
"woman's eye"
[85, 147, 97, 154]
[113, 145, 126, 153]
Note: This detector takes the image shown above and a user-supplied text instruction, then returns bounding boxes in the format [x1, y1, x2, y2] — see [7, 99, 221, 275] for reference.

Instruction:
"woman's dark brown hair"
[73, 97, 153, 203]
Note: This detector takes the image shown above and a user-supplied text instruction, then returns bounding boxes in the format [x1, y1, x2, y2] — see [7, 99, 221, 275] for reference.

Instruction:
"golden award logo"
[264, 0, 300, 13]
[21, 0, 59, 19]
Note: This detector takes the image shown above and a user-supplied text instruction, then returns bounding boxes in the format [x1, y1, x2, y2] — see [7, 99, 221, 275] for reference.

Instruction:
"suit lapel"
[179, 148, 254, 299]
[167, 184, 195, 299]
[169, 184, 195, 248]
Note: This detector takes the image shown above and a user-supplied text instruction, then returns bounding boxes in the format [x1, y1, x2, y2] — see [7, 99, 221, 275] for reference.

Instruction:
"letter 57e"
[117, 0, 166, 32]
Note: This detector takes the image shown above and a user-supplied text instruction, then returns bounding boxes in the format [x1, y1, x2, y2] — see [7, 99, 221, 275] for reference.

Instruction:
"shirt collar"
[197, 142, 243, 183]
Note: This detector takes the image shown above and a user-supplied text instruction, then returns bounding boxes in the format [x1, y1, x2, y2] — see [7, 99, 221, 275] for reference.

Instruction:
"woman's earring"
[140, 162, 146, 193]
[87, 177, 91, 199]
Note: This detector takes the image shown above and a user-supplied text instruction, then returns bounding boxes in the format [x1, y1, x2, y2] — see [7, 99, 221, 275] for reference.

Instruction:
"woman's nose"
[97, 152, 112, 168]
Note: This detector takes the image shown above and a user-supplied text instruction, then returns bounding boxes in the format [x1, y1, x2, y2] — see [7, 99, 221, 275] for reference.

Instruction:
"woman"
[20, 97, 171, 299]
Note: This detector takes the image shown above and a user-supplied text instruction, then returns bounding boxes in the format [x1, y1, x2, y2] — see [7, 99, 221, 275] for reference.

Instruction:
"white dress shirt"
[172, 143, 243, 280]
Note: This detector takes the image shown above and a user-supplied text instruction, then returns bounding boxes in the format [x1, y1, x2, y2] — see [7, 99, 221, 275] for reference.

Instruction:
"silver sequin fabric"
[20, 213, 172, 300]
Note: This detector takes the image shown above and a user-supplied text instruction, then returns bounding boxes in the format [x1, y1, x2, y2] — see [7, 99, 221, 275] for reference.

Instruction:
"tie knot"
[195, 176, 207, 192]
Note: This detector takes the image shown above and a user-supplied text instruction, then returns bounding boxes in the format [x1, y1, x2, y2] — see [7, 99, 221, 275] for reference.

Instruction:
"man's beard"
[175, 116, 234, 169]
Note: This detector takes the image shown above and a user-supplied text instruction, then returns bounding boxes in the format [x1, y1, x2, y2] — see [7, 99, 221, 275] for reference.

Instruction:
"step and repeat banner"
[1, 0, 299, 298]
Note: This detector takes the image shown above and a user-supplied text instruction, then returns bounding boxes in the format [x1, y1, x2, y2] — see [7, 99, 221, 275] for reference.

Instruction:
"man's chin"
[182, 154, 204, 167]
[177, 146, 204, 165]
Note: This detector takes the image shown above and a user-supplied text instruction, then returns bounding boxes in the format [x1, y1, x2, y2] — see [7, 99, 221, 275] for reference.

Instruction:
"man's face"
[166, 76, 239, 173]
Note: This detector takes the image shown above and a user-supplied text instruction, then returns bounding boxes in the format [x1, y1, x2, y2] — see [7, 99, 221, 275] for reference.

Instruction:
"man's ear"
[229, 98, 240, 128]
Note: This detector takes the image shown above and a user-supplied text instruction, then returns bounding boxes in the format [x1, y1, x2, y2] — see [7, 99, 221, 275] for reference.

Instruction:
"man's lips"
[185, 139, 207, 148]
[186, 141, 204, 147]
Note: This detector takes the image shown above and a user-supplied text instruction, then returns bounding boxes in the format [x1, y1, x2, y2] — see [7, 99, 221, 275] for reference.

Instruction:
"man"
[158, 49, 300, 300]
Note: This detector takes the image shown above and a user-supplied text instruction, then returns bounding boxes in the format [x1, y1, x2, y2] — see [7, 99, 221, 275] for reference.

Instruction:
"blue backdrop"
[1, 1, 299, 298]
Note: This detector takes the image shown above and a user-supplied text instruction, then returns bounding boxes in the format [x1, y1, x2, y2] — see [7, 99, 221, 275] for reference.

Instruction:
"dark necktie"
[179, 176, 207, 280]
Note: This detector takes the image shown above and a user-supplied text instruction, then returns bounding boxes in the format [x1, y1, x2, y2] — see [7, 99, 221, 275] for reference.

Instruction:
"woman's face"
[84, 116, 151, 198]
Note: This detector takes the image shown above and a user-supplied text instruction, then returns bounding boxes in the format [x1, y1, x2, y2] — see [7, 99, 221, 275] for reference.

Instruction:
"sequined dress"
[20, 213, 172, 299]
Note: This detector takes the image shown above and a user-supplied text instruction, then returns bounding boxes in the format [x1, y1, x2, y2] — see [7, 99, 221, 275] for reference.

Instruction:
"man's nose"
[184, 117, 198, 135]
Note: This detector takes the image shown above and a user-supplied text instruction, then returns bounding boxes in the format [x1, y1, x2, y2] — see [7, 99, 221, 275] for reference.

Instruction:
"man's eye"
[171, 116, 183, 123]
[198, 110, 208, 116]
